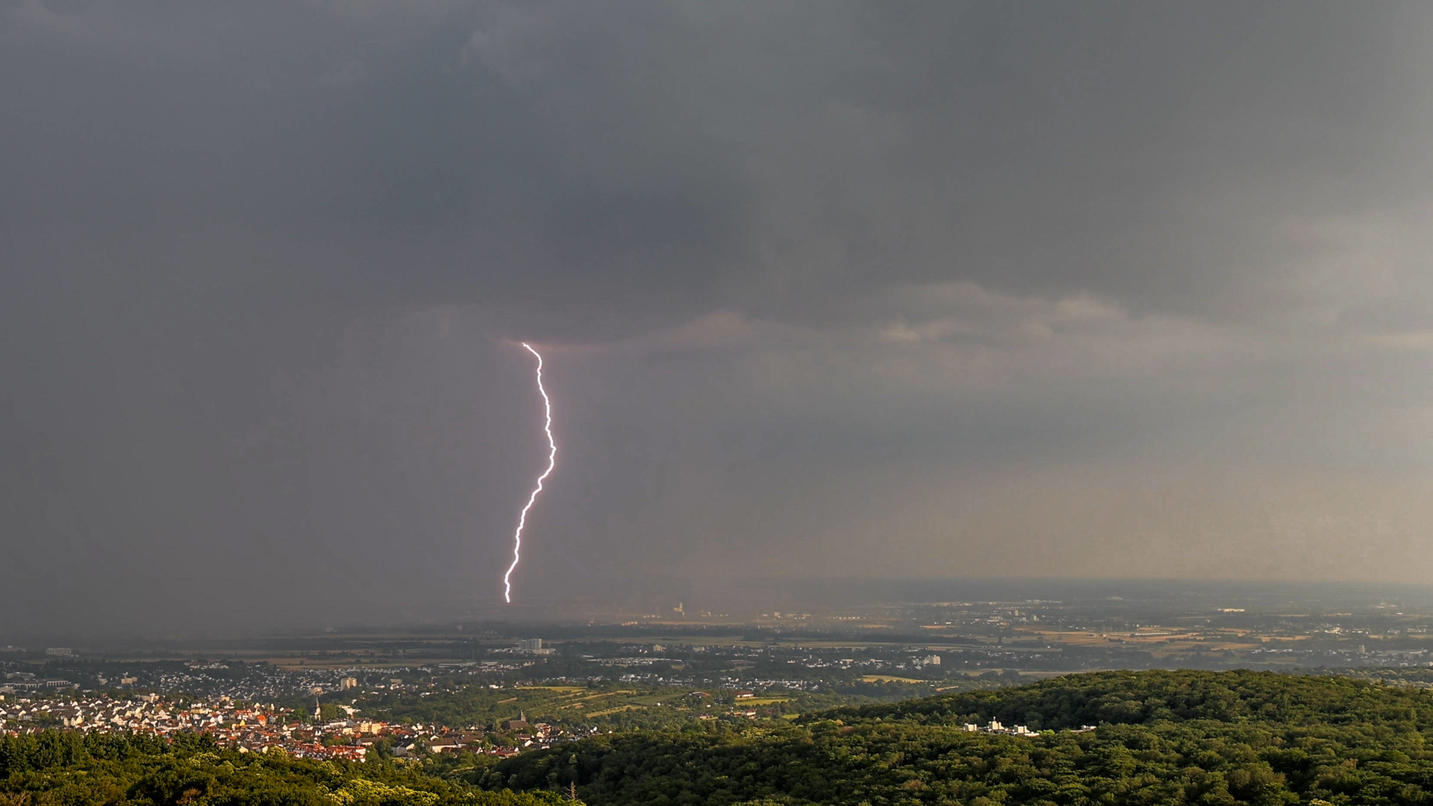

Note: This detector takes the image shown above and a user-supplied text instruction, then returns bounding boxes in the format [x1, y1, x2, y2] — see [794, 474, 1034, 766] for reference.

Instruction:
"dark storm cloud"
[4, 1, 1433, 636]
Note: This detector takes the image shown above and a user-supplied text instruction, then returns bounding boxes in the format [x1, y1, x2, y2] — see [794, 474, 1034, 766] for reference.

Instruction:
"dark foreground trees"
[0, 731, 567, 806]
[487, 670, 1433, 805]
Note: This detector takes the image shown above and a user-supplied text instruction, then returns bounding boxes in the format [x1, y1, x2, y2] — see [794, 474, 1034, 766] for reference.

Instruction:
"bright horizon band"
[503, 342, 556, 604]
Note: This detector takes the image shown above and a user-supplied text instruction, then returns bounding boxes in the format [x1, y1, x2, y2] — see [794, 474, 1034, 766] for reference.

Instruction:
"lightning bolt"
[503, 342, 556, 604]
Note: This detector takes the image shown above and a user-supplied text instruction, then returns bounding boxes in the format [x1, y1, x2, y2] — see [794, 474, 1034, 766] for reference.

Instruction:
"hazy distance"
[4, 2, 1433, 637]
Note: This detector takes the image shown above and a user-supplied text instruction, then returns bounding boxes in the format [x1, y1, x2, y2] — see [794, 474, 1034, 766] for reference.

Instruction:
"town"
[9, 581, 1433, 761]
[0, 684, 604, 761]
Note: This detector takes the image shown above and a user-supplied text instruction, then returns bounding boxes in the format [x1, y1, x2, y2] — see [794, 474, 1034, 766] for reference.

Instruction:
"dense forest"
[486, 670, 1433, 805]
[0, 731, 564, 806]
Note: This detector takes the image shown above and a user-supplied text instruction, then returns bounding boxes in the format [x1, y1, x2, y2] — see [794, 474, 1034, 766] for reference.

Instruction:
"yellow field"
[566, 690, 635, 703]
[733, 696, 789, 705]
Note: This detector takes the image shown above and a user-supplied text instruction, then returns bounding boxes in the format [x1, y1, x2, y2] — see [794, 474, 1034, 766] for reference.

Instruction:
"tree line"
[486, 670, 1433, 805]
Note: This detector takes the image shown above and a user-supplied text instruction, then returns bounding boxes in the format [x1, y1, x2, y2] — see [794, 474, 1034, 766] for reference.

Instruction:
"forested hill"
[487, 670, 1433, 806]
[816, 669, 1433, 730]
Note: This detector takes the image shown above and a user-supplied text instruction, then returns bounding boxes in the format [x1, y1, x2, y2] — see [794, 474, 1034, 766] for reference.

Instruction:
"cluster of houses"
[963, 719, 1039, 736]
[962, 719, 1099, 737]
[0, 693, 588, 760]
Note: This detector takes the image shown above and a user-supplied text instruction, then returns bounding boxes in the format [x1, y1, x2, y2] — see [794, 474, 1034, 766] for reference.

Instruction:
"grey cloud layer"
[4, 1, 1433, 635]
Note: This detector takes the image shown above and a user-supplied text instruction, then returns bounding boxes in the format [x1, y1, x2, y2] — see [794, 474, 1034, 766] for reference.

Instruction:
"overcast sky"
[5, 1, 1433, 636]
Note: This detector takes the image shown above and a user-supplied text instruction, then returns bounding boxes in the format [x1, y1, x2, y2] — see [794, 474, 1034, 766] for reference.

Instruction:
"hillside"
[0, 732, 566, 806]
[486, 670, 1433, 805]
[9, 671, 1433, 805]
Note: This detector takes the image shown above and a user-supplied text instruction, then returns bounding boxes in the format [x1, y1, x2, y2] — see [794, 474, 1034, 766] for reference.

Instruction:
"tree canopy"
[487, 670, 1433, 805]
